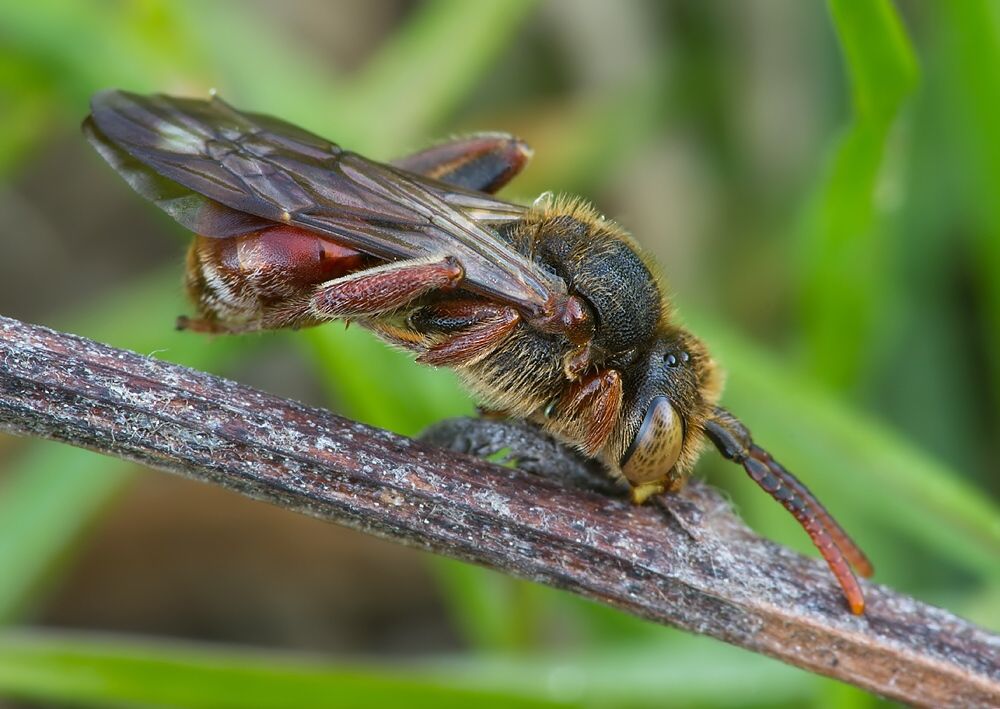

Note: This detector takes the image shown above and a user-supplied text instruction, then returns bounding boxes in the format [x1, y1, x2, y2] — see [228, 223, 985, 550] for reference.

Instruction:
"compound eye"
[620, 396, 683, 485]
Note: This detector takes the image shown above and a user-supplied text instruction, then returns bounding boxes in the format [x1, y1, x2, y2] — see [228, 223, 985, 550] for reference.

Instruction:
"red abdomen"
[186, 224, 369, 330]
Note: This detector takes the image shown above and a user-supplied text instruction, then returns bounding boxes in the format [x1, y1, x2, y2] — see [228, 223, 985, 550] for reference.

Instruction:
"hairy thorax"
[448, 199, 667, 432]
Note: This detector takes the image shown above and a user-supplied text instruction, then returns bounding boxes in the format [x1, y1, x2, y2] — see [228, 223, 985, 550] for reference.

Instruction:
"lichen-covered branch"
[0, 315, 996, 708]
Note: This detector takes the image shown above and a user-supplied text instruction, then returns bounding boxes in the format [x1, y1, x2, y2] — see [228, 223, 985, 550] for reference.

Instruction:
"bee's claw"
[629, 482, 664, 505]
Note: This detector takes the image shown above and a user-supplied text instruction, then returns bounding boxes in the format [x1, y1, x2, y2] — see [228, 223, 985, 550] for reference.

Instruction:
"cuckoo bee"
[84, 90, 873, 614]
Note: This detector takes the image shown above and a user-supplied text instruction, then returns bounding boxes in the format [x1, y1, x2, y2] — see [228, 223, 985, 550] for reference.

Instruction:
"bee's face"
[615, 332, 721, 493]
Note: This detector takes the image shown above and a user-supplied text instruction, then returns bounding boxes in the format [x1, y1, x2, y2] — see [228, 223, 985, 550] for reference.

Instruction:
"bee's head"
[612, 329, 723, 501]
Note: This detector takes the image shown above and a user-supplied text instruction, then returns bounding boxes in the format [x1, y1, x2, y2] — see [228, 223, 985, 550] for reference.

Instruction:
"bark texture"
[0, 315, 997, 707]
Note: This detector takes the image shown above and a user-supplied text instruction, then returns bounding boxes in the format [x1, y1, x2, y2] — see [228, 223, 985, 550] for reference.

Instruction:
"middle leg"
[409, 298, 521, 367]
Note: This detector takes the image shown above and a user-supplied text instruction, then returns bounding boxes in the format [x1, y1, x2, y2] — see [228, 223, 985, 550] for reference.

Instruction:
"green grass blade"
[0, 449, 132, 623]
[797, 0, 918, 388]
[936, 0, 1000, 413]
[0, 632, 563, 709]
[0, 0, 206, 101]
[0, 630, 818, 708]
[167, 1, 347, 106]
[828, 0, 918, 121]
[0, 0, 348, 165]
[302, 327, 470, 436]
[430, 561, 541, 652]
[0, 54, 55, 172]
[346, 0, 539, 147]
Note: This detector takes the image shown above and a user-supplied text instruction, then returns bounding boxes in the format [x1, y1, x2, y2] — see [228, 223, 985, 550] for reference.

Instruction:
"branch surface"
[0, 315, 996, 708]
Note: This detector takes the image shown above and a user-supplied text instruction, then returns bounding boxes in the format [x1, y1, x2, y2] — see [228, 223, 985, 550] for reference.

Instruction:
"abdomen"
[185, 224, 368, 331]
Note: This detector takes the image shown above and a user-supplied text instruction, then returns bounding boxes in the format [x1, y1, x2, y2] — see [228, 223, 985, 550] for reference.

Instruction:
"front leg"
[552, 369, 623, 456]
[420, 416, 704, 539]
[310, 256, 462, 319]
[419, 417, 620, 495]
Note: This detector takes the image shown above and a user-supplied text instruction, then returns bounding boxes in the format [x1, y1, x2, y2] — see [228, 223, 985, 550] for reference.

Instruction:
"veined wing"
[86, 90, 556, 315]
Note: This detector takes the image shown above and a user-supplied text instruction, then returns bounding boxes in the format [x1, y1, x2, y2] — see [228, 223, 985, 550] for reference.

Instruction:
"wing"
[85, 90, 555, 315]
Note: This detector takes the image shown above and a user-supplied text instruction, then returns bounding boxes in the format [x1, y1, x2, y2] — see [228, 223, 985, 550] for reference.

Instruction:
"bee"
[84, 90, 873, 614]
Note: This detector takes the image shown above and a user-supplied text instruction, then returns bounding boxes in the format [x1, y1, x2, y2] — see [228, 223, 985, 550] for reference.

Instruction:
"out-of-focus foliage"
[797, 0, 918, 389]
[0, 1, 997, 707]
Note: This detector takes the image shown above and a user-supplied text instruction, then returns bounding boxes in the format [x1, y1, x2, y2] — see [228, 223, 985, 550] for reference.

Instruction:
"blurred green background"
[0, 1, 998, 707]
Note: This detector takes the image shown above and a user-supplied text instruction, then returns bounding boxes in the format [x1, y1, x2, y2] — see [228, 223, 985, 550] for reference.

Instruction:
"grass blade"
[346, 0, 539, 147]
[0, 630, 817, 708]
[797, 0, 918, 388]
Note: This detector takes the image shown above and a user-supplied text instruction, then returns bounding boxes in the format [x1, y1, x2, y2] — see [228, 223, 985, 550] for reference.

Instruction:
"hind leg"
[310, 256, 463, 319]
[392, 134, 532, 193]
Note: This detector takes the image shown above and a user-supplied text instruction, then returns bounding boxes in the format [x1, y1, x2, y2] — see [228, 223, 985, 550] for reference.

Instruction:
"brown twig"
[0, 314, 996, 708]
